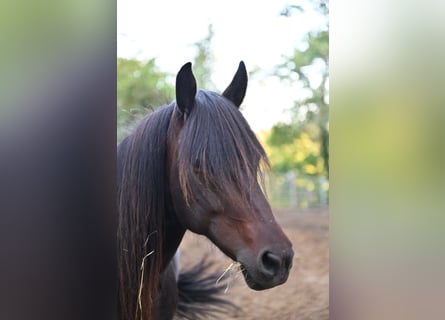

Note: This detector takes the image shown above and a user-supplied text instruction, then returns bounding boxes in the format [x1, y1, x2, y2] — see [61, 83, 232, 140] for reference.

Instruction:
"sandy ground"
[178, 208, 329, 320]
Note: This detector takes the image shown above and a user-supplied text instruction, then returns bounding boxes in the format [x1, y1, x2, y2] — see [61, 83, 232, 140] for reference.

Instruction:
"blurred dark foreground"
[0, 2, 117, 320]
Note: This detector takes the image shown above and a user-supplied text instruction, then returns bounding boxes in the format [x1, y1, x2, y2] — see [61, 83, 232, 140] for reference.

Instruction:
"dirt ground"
[179, 208, 329, 320]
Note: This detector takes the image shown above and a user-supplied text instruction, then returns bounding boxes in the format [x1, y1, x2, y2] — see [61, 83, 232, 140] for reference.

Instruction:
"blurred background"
[117, 0, 329, 210]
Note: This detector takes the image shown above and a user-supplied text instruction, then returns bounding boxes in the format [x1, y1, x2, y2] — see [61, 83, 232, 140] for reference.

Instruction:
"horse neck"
[160, 196, 186, 270]
[159, 109, 188, 270]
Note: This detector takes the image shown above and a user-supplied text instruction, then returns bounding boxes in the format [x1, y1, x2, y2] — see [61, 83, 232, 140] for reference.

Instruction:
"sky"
[117, 0, 325, 132]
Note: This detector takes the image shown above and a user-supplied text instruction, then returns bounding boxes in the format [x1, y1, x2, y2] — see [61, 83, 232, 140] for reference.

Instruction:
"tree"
[117, 24, 216, 142]
[270, 0, 329, 177]
[117, 57, 173, 141]
[192, 24, 216, 90]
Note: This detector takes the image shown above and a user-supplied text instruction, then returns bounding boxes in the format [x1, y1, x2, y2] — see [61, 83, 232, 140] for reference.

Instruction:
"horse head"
[167, 62, 293, 290]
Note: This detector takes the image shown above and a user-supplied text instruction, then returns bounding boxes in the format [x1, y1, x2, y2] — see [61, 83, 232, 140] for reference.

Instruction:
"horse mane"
[117, 89, 269, 320]
[117, 104, 174, 320]
[177, 90, 269, 207]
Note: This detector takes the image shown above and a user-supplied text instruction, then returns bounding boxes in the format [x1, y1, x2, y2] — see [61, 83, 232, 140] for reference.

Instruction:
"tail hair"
[175, 257, 239, 319]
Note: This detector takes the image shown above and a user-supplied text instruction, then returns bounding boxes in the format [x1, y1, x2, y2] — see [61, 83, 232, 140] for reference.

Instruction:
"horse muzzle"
[239, 247, 294, 290]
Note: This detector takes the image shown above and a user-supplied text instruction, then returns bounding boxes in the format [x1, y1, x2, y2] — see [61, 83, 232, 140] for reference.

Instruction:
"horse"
[117, 61, 294, 320]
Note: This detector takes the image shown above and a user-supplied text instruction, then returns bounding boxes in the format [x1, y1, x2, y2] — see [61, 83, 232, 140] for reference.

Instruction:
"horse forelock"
[176, 90, 269, 207]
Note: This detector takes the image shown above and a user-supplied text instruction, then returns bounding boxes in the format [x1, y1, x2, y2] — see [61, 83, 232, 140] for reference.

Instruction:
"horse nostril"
[260, 251, 282, 277]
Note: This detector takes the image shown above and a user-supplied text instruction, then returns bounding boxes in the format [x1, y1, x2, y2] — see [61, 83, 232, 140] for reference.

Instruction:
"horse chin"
[240, 265, 287, 291]
[241, 267, 267, 291]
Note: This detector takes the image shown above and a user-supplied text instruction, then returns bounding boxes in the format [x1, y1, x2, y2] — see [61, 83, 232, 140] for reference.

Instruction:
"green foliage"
[116, 24, 215, 142]
[280, 0, 329, 16]
[269, 1, 329, 177]
[117, 57, 173, 141]
[280, 5, 304, 16]
[261, 124, 325, 176]
[192, 24, 215, 90]
[268, 123, 300, 146]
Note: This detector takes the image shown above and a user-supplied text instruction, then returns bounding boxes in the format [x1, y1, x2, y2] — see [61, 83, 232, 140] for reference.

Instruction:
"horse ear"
[222, 61, 248, 108]
[176, 62, 197, 115]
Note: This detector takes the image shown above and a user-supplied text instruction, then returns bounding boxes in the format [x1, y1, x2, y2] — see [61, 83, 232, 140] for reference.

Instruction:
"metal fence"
[265, 171, 329, 209]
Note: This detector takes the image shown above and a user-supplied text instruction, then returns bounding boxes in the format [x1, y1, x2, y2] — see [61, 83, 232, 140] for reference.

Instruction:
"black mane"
[117, 104, 174, 320]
